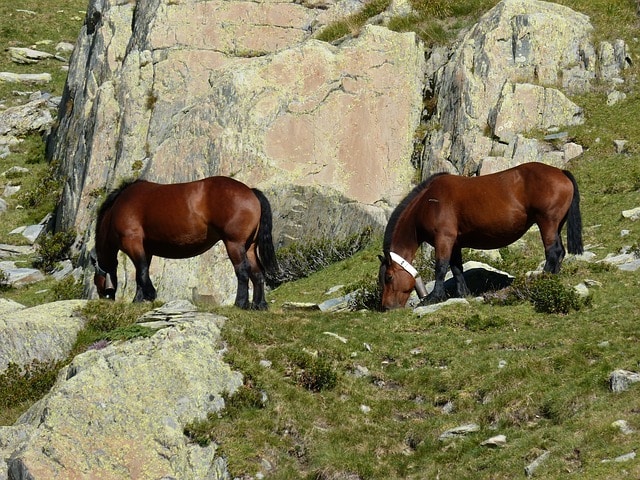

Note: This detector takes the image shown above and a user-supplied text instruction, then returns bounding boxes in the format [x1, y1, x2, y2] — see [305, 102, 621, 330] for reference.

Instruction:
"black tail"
[252, 188, 279, 278]
[563, 170, 583, 255]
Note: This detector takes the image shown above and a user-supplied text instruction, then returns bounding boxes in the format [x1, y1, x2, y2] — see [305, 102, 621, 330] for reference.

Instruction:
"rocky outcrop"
[0, 300, 87, 374]
[0, 301, 241, 480]
[420, 0, 631, 176]
[48, 0, 425, 303]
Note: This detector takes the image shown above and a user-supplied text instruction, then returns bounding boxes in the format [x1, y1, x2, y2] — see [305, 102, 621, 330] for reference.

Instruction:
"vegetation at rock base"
[1, 0, 640, 479]
[33, 229, 76, 273]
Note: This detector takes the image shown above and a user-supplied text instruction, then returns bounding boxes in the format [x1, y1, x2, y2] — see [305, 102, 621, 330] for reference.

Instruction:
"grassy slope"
[0, 0, 639, 478]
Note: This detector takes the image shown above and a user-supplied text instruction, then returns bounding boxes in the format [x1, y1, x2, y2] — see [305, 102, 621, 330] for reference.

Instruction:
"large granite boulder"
[0, 301, 242, 479]
[420, 0, 630, 176]
[47, 0, 426, 303]
[0, 300, 87, 375]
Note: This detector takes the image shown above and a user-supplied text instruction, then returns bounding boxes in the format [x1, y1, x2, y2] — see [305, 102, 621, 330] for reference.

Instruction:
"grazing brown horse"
[91, 176, 278, 309]
[379, 162, 583, 310]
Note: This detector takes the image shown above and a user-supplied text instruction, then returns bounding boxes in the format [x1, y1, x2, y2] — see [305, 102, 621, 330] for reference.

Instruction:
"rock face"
[1, 301, 242, 479]
[0, 300, 87, 374]
[420, 0, 630, 176]
[48, 0, 425, 303]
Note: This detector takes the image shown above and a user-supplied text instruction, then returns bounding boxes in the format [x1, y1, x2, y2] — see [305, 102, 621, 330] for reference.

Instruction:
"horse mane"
[382, 172, 449, 253]
[95, 179, 140, 241]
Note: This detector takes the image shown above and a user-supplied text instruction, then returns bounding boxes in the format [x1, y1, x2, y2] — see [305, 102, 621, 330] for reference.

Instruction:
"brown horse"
[91, 176, 278, 309]
[379, 162, 583, 310]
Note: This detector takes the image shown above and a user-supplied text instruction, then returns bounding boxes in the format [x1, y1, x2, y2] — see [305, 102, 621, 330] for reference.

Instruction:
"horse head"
[378, 252, 427, 310]
[90, 253, 117, 300]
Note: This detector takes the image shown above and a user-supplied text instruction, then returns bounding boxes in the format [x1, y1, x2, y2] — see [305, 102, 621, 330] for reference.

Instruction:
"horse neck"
[95, 213, 118, 270]
[389, 204, 420, 263]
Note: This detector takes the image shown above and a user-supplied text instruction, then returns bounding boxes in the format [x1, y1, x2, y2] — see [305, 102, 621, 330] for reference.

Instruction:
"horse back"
[106, 176, 261, 256]
[417, 163, 575, 248]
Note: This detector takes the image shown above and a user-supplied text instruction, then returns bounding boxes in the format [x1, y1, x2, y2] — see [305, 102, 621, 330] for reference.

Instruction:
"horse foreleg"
[450, 247, 470, 298]
[133, 256, 156, 302]
[422, 257, 449, 305]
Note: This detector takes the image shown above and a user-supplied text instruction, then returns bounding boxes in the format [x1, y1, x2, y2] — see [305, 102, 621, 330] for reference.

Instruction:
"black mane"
[95, 179, 140, 242]
[382, 172, 448, 253]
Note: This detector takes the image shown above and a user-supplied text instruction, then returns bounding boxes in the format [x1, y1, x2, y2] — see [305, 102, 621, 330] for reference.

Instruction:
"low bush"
[33, 229, 76, 273]
[184, 381, 266, 447]
[0, 360, 62, 411]
[485, 274, 585, 314]
[271, 227, 373, 287]
[50, 276, 84, 300]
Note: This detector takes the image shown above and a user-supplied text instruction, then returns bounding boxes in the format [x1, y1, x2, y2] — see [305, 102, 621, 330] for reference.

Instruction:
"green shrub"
[184, 382, 266, 446]
[286, 350, 338, 392]
[103, 324, 156, 341]
[80, 301, 157, 334]
[484, 274, 585, 314]
[315, 0, 391, 42]
[18, 161, 62, 208]
[51, 276, 84, 300]
[0, 360, 62, 411]
[272, 227, 373, 286]
[464, 313, 507, 331]
[0, 269, 9, 291]
[33, 229, 76, 273]
[528, 274, 582, 314]
[345, 276, 381, 311]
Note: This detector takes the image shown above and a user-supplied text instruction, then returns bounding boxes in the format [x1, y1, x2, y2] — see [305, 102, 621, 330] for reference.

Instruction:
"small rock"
[481, 434, 506, 447]
[323, 331, 347, 343]
[351, 365, 370, 378]
[562, 142, 583, 160]
[601, 451, 636, 463]
[282, 302, 320, 311]
[324, 285, 344, 295]
[614, 139, 628, 153]
[3, 185, 21, 197]
[609, 369, 640, 392]
[259, 359, 272, 369]
[573, 283, 590, 298]
[414, 298, 469, 316]
[439, 423, 480, 440]
[360, 405, 371, 414]
[1, 166, 29, 176]
[606, 90, 627, 106]
[622, 207, 640, 220]
[525, 451, 550, 477]
[441, 401, 455, 414]
[611, 419, 634, 435]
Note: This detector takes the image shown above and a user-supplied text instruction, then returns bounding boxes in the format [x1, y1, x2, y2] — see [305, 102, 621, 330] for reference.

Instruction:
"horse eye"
[385, 274, 393, 283]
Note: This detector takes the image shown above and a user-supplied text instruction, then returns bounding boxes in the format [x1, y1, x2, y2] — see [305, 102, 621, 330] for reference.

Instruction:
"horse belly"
[457, 214, 531, 250]
[145, 224, 221, 259]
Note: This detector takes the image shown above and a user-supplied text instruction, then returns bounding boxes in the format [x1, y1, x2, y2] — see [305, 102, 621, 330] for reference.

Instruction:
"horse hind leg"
[450, 247, 470, 297]
[123, 239, 157, 302]
[247, 243, 267, 310]
[540, 222, 566, 274]
[225, 241, 251, 309]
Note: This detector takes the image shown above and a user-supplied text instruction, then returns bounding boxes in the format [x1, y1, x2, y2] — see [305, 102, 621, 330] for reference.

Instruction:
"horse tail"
[252, 188, 279, 278]
[563, 170, 584, 255]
